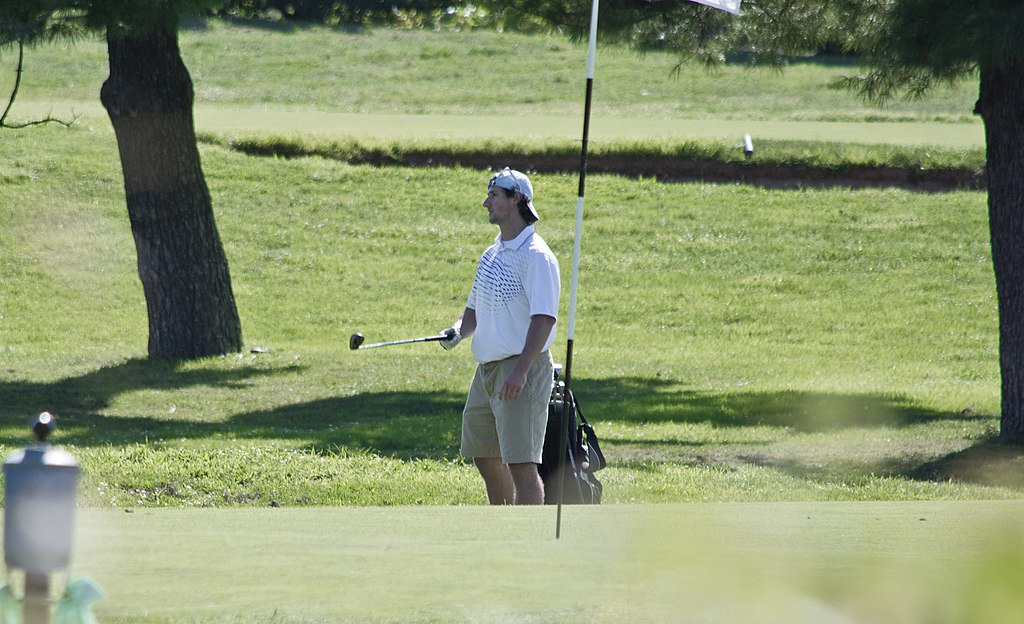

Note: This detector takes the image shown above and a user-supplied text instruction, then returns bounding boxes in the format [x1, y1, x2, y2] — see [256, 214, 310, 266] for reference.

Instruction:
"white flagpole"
[556, 0, 600, 539]
[554, 0, 741, 538]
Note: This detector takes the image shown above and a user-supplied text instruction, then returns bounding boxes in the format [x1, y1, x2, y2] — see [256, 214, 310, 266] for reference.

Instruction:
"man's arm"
[459, 308, 477, 338]
[499, 314, 556, 401]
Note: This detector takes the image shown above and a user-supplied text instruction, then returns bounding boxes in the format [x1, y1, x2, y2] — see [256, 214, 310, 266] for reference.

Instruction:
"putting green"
[21, 100, 984, 147]
[38, 501, 1024, 623]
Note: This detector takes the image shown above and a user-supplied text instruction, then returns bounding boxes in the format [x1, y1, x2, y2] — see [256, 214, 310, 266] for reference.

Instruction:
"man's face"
[483, 185, 518, 225]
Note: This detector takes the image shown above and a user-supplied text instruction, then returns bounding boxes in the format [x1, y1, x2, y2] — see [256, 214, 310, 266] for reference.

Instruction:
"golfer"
[440, 167, 560, 505]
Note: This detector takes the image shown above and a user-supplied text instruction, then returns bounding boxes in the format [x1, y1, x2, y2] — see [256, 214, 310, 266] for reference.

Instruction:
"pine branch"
[1, 39, 79, 129]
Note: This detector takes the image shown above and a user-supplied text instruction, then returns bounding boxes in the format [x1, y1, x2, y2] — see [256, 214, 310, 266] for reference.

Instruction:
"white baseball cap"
[489, 167, 539, 223]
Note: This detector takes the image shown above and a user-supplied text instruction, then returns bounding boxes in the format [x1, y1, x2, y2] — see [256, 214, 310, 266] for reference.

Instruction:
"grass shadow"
[572, 378, 1018, 492]
[228, 392, 465, 460]
[3, 367, 1014, 492]
[0, 358, 302, 445]
[911, 439, 1024, 490]
[725, 51, 861, 67]
[184, 15, 370, 35]
[742, 436, 1024, 493]
[572, 377, 963, 431]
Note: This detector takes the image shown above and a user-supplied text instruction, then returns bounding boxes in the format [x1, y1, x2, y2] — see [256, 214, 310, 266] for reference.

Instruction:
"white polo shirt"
[467, 225, 560, 363]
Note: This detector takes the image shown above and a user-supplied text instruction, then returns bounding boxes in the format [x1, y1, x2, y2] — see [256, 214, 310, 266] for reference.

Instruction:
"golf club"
[349, 328, 456, 351]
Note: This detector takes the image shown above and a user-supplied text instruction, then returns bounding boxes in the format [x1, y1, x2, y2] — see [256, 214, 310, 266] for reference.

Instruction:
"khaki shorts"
[460, 351, 554, 464]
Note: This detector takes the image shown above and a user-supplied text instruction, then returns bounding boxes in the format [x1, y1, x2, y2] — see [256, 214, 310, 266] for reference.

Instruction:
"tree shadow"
[570, 377, 961, 431]
[910, 440, 1024, 490]
[8, 390, 467, 461]
[725, 51, 861, 67]
[0, 357, 464, 460]
[4, 367, 1019, 492]
[0, 358, 303, 445]
[181, 15, 300, 33]
[182, 15, 369, 35]
[571, 378, 1024, 492]
[228, 393, 466, 460]
[737, 436, 1024, 493]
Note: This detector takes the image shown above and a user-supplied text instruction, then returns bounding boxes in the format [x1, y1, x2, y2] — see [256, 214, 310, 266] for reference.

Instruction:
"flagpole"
[553, 0, 740, 538]
[556, 0, 599, 540]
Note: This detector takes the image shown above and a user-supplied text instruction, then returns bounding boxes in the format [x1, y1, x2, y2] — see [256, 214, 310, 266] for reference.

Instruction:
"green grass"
[6, 17, 986, 180]
[1, 19, 1020, 623]
[197, 133, 986, 181]
[6, 17, 985, 154]
[6, 18, 979, 122]
[56, 502, 1024, 623]
[189, 110, 984, 146]
[0, 122, 1013, 507]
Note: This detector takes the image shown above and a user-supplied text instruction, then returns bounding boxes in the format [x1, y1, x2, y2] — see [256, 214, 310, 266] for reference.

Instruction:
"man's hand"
[499, 367, 528, 401]
[438, 327, 462, 350]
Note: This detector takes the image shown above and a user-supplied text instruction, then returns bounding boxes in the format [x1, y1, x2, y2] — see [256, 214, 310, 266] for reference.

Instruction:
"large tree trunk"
[100, 23, 242, 359]
[976, 58, 1024, 442]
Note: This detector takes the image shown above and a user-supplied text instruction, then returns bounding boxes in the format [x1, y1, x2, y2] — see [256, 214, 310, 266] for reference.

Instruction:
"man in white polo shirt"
[439, 167, 560, 505]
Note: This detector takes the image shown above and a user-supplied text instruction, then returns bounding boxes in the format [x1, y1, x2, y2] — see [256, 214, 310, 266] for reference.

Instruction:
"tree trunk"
[100, 24, 242, 359]
[976, 58, 1024, 442]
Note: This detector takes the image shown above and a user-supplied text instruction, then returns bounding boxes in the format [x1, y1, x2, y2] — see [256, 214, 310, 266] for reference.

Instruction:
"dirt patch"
[387, 153, 985, 192]
[222, 140, 986, 192]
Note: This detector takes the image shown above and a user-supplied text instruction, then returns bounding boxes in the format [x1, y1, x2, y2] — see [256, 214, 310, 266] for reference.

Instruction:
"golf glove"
[439, 327, 462, 350]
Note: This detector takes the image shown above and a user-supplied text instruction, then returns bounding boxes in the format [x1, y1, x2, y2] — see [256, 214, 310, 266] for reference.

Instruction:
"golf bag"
[539, 373, 606, 505]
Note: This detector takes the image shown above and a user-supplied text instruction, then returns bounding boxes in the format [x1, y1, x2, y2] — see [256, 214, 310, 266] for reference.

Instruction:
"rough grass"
[1, 123, 1015, 507]
[0, 19, 1013, 510]
[1, 19, 1019, 624]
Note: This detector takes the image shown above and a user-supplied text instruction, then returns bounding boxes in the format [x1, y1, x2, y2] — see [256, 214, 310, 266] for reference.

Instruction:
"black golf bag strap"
[573, 394, 606, 471]
[563, 391, 586, 500]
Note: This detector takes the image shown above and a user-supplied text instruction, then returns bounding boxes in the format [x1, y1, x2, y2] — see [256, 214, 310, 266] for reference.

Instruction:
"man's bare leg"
[508, 462, 544, 505]
[474, 457, 514, 505]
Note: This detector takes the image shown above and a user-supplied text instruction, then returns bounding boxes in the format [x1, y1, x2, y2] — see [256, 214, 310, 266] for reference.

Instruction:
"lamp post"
[3, 412, 80, 624]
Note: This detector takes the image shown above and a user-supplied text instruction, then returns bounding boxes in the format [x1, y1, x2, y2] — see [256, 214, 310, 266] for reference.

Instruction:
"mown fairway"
[71, 501, 1024, 623]
[9, 19, 983, 145]
[0, 16, 1019, 624]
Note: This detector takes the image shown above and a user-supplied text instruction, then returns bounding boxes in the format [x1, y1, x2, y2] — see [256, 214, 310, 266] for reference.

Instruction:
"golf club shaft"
[355, 334, 450, 350]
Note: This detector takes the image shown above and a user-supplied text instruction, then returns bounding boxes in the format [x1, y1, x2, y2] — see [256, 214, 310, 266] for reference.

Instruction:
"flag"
[689, 0, 742, 14]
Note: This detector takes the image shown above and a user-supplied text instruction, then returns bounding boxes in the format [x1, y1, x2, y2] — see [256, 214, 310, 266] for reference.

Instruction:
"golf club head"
[349, 333, 365, 350]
